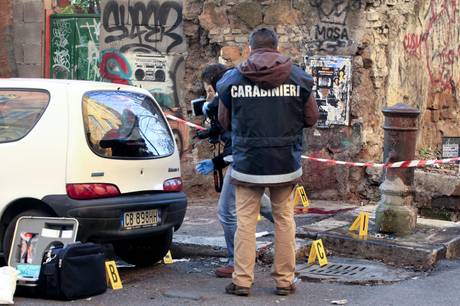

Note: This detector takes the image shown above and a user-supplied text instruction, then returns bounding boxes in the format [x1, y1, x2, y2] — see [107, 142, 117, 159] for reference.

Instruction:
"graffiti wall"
[50, 18, 72, 79]
[99, 0, 188, 154]
[403, 0, 460, 93]
[305, 0, 362, 52]
[75, 18, 102, 81]
[50, 15, 102, 81]
[394, 0, 460, 149]
[99, 0, 185, 100]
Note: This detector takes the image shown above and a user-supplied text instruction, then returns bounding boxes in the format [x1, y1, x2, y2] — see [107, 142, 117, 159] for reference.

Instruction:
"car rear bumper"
[42, 192, 187, 242]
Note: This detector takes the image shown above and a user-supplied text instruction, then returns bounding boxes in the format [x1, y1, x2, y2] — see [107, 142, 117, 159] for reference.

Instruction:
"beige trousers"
[232, 184, 296, 288]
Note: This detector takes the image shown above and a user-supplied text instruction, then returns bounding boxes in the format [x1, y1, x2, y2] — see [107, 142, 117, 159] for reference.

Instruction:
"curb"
[297, 228, 459, 271]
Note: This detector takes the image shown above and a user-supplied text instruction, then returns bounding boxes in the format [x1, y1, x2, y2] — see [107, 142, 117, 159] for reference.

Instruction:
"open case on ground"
[8, 217, 78, 287]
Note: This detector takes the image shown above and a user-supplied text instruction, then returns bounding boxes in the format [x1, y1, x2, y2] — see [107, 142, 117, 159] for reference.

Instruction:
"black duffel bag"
[38, 242, 107, 300]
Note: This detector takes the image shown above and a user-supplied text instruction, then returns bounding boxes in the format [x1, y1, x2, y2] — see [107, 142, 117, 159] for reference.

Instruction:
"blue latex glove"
[202, 102, 210, 117]
[196, 159, 214, 175]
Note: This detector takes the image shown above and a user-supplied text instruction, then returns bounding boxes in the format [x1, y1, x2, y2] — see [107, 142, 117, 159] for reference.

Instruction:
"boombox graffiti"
[132, 54, 167, 82]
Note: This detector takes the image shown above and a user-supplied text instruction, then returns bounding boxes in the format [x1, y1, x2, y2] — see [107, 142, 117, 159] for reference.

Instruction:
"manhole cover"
[306, 264, 367, 277]
[297, 257, 418, 285]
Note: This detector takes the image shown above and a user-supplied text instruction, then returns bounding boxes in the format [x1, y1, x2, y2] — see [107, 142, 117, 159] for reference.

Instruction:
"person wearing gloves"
[196, 63, 274, 278]
[217, 28, 319, 296]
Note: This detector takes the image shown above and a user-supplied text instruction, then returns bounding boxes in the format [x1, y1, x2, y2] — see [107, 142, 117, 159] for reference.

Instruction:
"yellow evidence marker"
[307, 239, 328, 267]
[257, 214, 262, 221]
[105, 261, 123, 290]
[163, 250, 174, 264]
[349, 211, 369, 238]
[293, 185, 310, 209]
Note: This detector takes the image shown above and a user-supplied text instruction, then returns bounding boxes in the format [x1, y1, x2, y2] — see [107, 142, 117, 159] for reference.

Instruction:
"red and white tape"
[165, 114, 206, 131]
[302, 155, 460, 169]
[165, 114, 460, 169]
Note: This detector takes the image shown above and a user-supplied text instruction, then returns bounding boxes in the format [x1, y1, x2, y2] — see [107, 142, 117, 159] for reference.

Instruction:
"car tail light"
[163, 178, 183, 192]
[66, 183, 120, 200]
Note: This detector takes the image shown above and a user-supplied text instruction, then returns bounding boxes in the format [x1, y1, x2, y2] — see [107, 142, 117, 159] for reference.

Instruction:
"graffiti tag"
[51, 20, 72, 78]
[99, 49, 132, 85]
[76, 19, 102, 81]
[102, 0, 184, 54]
[403, 0, 460, 91]
[306, 0, 361, 52]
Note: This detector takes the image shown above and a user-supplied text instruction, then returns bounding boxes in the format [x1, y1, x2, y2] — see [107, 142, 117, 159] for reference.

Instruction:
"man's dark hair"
[249, 28, 278, 50]
[201, 63, 228, 91]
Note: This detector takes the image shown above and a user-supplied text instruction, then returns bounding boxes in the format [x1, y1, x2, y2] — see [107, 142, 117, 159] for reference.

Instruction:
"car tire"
[2, 209, 52, 263]
[113, 228, 173, 267]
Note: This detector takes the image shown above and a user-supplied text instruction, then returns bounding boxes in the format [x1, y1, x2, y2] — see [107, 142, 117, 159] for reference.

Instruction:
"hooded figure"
[217, 31, 319, 185]
[216, 28, 319, 297]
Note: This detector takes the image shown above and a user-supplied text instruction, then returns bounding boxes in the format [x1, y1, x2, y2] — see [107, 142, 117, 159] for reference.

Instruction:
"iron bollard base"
[375, 201, 417, 236]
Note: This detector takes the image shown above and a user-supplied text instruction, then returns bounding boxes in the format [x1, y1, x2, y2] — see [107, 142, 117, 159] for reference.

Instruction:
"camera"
[191, 97, 221, 144]
[191, 97, 206, 117]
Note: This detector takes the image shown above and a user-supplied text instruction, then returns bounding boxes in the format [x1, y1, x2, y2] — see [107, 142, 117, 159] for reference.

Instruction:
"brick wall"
[13, 0, 44, 77]
[0, 0, 16, 77]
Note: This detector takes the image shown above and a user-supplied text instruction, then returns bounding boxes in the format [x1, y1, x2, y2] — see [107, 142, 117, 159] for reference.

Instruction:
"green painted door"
[75, 17, 101, 81]
[50, 16, 75, 79]
[50, 14, 101, 81]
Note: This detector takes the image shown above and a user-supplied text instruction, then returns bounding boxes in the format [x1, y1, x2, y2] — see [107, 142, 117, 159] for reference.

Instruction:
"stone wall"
[184, 0, 383, 200]
[182, 0, 460, 201]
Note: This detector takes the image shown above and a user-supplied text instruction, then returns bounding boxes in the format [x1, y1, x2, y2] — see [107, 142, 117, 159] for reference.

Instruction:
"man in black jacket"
[217, 28, 319, 296]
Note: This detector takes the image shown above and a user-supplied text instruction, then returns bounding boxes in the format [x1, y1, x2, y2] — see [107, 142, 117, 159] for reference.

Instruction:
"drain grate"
[297, 258, 418, 284]
[304, 264, 367, 277]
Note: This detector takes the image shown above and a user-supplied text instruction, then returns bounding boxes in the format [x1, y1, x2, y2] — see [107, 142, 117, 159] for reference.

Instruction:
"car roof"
[0, 78, 147, 94]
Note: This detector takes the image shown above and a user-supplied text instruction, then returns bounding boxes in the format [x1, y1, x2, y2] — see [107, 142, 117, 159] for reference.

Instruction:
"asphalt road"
[13, 257, 460, 306]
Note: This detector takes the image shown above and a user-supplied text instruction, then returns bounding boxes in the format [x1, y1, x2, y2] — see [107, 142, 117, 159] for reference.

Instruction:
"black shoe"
[225, 283, 250, 296]
[275, 283, 296, 296]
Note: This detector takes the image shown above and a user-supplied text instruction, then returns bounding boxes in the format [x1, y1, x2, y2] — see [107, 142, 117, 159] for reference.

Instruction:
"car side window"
[82, 91, 175, 159]
[0, 90, 50, 143]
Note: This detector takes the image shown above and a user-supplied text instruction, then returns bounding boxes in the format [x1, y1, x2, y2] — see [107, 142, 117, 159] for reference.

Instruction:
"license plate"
[122, 209, 159, 230]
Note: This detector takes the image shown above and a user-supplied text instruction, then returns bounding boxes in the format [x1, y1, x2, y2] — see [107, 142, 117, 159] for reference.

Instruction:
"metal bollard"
[375, 103, 420, 236]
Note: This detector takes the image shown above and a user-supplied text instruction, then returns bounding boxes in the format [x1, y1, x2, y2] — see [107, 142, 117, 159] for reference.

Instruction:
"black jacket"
[217, 49, 319, 185]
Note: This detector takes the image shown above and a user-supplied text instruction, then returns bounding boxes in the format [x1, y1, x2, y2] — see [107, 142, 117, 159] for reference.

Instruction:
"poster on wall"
[304, 55, 352, 128]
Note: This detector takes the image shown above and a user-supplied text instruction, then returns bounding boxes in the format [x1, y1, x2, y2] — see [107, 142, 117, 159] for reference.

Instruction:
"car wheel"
[113, 229, 173, 267]
[2, 209, 51, 263]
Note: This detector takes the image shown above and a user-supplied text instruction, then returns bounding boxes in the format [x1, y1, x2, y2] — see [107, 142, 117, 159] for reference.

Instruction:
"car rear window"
[82, 91, 175, 159]
[0, 90, 50, 143]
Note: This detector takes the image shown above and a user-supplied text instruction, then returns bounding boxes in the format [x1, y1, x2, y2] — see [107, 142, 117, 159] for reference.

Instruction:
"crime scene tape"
[302, 155, 460, 169]
[165, 114, 207, 131]
[164, 114, 460, 169]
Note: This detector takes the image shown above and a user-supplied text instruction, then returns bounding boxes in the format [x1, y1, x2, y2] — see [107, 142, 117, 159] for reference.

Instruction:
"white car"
[0, 79, 187, 266]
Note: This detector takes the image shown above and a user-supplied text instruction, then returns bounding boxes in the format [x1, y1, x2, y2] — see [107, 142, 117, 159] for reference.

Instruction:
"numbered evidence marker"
[163, 250, 174, 264]
[349, 212, 369, 238]
[105, 261, 123, 290]
[307, 239, 328, 267]
[293, 185, 310, 212]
